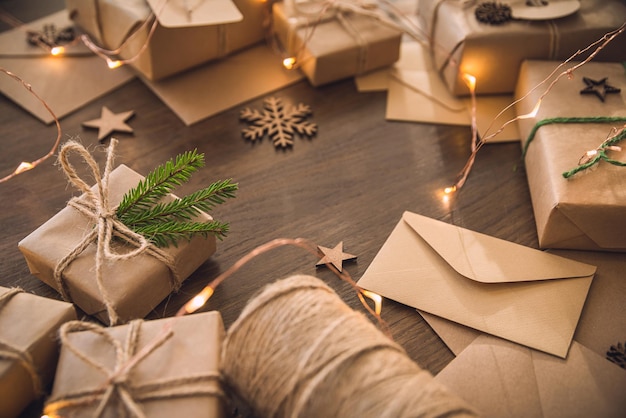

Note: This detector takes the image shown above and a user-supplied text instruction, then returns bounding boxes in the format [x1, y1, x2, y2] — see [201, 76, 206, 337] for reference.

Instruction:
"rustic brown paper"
[18, 164, 216, 324]
[0, 11, 135, 124]
[273, 2, 402, 86]
[418, 0, 626, 95]
[65, 0, 267, 80]
[516, 60, 626, 251]
[0, 287, 76, 418]
[435, 335, 626, 418]
[357, 211, 596, 358]
[48, 312, 226, 417]
[141, 44, 304, 125]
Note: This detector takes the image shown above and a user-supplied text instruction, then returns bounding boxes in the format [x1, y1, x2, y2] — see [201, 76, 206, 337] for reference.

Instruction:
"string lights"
[442, 21, 626, 199]
[176, 237, 386, 329]
[0, 68, 61, 183]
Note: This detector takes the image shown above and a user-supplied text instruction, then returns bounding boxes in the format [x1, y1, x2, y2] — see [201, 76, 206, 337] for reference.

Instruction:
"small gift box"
[516, 60, 626, 251]
[19, 152, 217, 325]
[65, 0, 267, 80]
[44, 312, 226, 417]
[0, 287, 76, 417]
[418, 0, 626, 95]
[272, 1, 402, 86]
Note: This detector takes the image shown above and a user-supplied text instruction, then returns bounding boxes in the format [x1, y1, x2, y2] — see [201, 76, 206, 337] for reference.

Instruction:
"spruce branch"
[133, 220, 231, 248]
[114, 150, 237, 247]
[116, 150, 204, 218]
[119, 179, 237, 227]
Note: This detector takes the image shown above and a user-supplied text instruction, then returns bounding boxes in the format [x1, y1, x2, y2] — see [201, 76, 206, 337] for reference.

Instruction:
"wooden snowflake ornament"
[240, 97, 317, 148]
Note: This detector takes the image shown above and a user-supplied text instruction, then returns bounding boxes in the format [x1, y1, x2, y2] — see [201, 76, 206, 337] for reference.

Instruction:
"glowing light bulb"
[520, 100, 542, 119]
[444, 186, 456, 195]
[282, 57, 296, 70]
[50, 46, 65, 56]
[106, 58, 122, 69]
[184, 287, 214, 314]
[462, 73, 477, 91]
[361, 289, 382, 315]
[15, 162, 34, 174]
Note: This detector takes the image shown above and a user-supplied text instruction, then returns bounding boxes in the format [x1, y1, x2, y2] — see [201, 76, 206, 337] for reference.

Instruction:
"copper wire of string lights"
[444, 21, 626, 197]
[176, 237, 386, 331]
[0, 68, 62, 183]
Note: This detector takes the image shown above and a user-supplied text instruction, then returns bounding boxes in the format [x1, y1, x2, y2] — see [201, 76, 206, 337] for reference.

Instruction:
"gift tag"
[510, 0, 580, 20]
[147, 0, 243, 28]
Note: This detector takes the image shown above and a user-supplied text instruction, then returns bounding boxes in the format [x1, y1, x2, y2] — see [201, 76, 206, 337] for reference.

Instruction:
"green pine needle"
[115, 150, 237, 247]
[133, 220, 231, 248]
[117, 150, 205, 218]
[119, 179, 237, 227]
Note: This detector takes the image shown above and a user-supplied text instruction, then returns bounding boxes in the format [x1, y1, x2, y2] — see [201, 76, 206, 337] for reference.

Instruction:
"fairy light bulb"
[106, 58, 122, 69]
[15, 162, 34, 174]
[50, 46, 65, 56]
[183, 287, 214, 314]
[283, 57, 296, 70]
[462, 73, 477, 92]
[361, 289, 382, 315]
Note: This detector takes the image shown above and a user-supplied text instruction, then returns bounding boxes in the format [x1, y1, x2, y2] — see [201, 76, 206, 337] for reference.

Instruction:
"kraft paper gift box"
[417, 0, 626, 95]
[44, 312, 226, 417]
[516, 60, 626, 251]
[272, 1, 402, 86]
[65, 0, 267, 80]
[18, 164, 217, 325]
[0, 287, 76, 418]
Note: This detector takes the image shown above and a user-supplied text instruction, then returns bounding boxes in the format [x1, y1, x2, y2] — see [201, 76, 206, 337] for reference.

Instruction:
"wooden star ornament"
[316, 241, 357, 272]
[579, 77, 621, 102]
[82, 106, 135, 141]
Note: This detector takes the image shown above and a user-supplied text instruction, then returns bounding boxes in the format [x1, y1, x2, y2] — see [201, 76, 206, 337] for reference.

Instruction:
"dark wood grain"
[1, 1, 538, 415]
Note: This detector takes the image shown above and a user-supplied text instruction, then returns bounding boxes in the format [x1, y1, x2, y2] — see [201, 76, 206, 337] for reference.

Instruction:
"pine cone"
[475, 2, 513, 25]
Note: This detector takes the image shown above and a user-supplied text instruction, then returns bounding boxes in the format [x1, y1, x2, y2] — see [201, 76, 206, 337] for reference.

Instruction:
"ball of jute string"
[221, 275, 477, 418]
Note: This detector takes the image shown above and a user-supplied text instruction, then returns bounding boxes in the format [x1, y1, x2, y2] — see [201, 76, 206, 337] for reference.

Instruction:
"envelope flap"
[402, 211, 596, 283]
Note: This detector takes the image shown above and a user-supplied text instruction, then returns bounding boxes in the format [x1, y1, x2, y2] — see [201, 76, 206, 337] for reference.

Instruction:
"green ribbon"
[521, 116, 626, 178]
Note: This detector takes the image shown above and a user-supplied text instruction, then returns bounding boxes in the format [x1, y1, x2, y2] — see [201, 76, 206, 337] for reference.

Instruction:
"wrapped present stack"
[65, 0, 267, 80]
[515, 60, 626, 251]
[0, 287, 76, 417]
[418, 0, 626, 95]
[272, 0, 403, 86]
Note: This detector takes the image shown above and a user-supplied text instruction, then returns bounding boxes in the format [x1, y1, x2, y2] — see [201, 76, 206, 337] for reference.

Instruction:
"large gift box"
[418, 0, 626, 95]
[272, 1, 402, 86]
[0, 287, 76, 418]
[65, 0, 267, 80]
[516, 60, 626, 251]
[18, 164, 217, 325]
[44, 312, 226, 417]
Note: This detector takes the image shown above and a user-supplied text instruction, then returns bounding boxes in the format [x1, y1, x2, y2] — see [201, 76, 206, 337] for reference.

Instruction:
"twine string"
[520, 116, 626, 178]
[44, 320, 224, 417]
[0, 288, 43, 396]
[221, 275, 478, 417]
[53, 139, 180, 325]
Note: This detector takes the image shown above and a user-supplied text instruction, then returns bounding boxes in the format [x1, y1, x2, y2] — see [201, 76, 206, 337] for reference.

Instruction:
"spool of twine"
[221, 275, 477, 418]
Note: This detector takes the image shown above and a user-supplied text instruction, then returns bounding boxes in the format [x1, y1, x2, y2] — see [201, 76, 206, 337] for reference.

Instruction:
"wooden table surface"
[1, 1, 538, 415]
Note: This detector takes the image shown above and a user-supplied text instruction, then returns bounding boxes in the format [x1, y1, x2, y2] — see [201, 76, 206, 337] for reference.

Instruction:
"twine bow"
[0, 288, 43, 397]
[44, 320, 223, 417]
[565, 125, 626, 178]
[53, 139, 180, 325]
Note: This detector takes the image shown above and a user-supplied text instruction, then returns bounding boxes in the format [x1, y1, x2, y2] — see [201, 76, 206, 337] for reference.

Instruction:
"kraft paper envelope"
[0, 11, 135, 124]
[435, 335, 626, 418]
[141, 44, 304, 125]
[357, 211, 596, 358]
[421, 249, 626, 360]
[464, 94, 520, 143]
